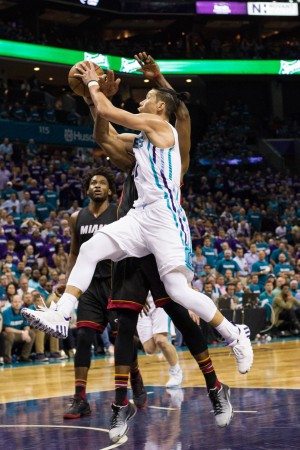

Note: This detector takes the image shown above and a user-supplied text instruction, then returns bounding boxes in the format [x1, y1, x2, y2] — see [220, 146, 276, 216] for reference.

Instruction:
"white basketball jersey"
[132, 122, 181, 208]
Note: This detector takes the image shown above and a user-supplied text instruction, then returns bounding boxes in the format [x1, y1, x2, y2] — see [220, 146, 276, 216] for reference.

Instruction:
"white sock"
[56, 293, 77, 318]
[170, 362, 181, 372]
[216, 318, 239, 344]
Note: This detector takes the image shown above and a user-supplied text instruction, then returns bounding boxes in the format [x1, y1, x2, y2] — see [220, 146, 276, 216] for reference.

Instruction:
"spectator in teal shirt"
[270, 242, 289, 265]
[2, 294, 35, 363]
[202, 236, 217, 268]
[248, 274, 263, 294]
[216, 249, 241, 277]
[251, 250, 272, 288]
[274, 254, 295, 277]
[43, 183, 59, 210]
[259, 280, 275, 321]
[247, 205, 262, 232]
[35, 195, 55, 222]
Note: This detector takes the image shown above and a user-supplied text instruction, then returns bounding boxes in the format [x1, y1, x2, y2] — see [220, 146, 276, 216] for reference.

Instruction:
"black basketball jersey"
[76, 203, 117, 279]
[117, 172, 138, 219]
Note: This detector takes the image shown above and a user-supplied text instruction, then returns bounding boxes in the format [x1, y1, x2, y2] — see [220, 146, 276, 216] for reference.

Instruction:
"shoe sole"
[21, 310, 68, 339]
[109, 405, 137, 443]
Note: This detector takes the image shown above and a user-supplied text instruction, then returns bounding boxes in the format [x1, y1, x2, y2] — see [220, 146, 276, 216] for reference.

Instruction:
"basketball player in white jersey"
[22, 63, 253, 392]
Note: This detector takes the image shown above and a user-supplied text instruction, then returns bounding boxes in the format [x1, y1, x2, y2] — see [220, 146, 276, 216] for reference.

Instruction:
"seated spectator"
[17, 275, 34, 297]
[2, 213, 17, 239]
[216, 274, 227, 295]
[20, 191, 36, 215]
[27, 105, 41, 122]
[248, 274, 263, 294]
[272, 284, 300, 336]
[218, 283, 239, 310]
[2, 294, 36, 363]
[259, 280, 275, 322]
[270, 242, 289, 266]
[244, 243, 259, 271]
[35, 195, 55, 223]
[29, 292, 60, 361]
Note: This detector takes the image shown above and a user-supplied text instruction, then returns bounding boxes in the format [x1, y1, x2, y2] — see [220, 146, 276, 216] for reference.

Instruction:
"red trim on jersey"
[154, 297, 172, 308]
[77, 321, 105, 332]
[108, 299, 144, 312]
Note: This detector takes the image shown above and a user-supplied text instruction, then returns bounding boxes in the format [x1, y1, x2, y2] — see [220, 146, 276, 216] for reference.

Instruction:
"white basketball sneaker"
[166, 366, 183, 388]
[228, 324, 253, 374]
[21, 307, 70, 339]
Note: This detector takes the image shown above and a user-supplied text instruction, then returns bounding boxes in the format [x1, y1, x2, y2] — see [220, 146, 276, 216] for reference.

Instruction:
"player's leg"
[163, 301, 233, 427]
[108, 258, 149, 443]
[161, 270, 253, 374]
[64, 280, 110, 419]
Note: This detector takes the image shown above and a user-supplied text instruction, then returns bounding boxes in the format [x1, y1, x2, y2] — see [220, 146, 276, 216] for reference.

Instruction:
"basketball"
[68, 61, 103, 96]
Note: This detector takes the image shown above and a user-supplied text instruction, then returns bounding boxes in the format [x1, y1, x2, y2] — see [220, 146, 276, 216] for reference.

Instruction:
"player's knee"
[143, 340, 156, 354]
[77, 327, 95, 348]
[154, 334, 168, 350]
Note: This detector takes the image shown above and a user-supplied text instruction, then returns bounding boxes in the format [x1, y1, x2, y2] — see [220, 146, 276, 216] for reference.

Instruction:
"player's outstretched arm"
[75, 63, 168, 138]
[83, 71, 136, 172]
[135, 52, 191, 177]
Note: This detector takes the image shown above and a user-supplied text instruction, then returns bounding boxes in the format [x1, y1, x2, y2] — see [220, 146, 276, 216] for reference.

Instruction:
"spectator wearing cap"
[274, 253, 295, 278]
[1, 181, 17, 201]
[2, 214, 17, 240]
[251, 250, 272, 288]
[216, 249, 241, 278]
[35, 196, 55, 223]
[14, 223, 32, 258]
[2, 193, 20, 214]
[43, 232, 57, 268]
[290, 280, 300, 300]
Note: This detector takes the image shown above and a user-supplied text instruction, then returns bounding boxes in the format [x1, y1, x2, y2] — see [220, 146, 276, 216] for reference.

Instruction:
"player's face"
[88, 175, 111, 202]
[138, 90, 158, 113]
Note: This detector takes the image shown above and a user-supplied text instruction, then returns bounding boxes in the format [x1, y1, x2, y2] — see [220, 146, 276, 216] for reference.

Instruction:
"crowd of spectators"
[1, 16, 300, 60]
[0, 90, 300, 365]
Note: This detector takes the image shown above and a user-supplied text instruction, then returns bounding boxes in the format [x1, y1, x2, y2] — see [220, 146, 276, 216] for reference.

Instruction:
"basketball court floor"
[1, 338, 299, 450]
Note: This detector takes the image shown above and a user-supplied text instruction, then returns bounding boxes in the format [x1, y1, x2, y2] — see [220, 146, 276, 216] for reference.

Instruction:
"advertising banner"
[196, 1, 247, 15]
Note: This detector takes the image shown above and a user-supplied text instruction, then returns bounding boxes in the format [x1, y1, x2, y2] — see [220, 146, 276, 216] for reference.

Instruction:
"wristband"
[87, 80, 99, 88]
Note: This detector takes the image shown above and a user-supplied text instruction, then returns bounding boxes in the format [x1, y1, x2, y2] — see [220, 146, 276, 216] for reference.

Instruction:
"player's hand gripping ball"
[68, 61, 103, 96]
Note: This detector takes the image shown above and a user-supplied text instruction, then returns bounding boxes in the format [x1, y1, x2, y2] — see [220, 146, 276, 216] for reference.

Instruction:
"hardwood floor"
[1, 338, 299, 404]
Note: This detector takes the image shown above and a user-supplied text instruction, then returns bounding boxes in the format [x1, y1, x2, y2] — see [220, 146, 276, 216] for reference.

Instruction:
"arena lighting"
[1, 40, 300, 75]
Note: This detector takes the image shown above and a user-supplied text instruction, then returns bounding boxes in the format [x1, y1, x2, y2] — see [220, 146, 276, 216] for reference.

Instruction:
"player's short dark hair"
[82, 166, 116, 196]
[154, 87, 190, 118]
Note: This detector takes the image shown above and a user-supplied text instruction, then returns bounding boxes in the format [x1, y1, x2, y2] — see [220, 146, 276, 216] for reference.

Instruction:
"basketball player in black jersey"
[63, 166, 146, 419]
